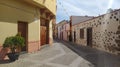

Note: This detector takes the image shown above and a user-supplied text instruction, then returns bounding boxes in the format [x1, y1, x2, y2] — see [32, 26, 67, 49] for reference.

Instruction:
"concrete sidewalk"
[59, 40, 120, 67]
[0, 41, 94, 67]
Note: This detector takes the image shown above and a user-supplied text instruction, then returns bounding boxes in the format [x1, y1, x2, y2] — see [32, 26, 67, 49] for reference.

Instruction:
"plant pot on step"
[3, 33, 25, 61]
[7, 52, 19, 61]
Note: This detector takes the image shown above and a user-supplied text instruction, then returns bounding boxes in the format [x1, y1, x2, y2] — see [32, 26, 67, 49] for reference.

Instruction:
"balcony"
[24, 0, 56, 15]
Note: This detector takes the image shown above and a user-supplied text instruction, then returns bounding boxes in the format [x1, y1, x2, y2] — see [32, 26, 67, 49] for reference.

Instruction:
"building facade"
[54, 24, 58, 39]
[53, 19, 57, 39]
[72, 9, 120, 55]
[70, 16, 94, 42]
[0, 0, 56, 60]
[57, 20, 70, 41]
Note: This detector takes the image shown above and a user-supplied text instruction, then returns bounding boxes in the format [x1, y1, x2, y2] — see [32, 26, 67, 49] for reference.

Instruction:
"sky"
[56, 0, 120, 23]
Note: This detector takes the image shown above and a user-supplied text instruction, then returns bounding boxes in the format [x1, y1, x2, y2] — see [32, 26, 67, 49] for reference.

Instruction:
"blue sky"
[56, 0, 120, 23]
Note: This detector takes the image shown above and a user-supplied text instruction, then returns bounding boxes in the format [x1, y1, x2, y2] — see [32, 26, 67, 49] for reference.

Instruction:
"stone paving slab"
[51, 53, 78, 65]
[0, 41, 94, 67]
[59, 40, 120, 67]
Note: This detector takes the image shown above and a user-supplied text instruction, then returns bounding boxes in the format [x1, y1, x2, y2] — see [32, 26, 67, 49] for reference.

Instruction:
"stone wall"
[73, 9, 120, 55]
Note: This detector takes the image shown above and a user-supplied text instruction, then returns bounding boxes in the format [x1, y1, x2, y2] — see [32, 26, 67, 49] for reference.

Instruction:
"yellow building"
[0, 0, 56, 59]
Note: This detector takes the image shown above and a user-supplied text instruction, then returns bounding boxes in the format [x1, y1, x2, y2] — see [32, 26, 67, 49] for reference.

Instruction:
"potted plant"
[3, 34, 25, 61]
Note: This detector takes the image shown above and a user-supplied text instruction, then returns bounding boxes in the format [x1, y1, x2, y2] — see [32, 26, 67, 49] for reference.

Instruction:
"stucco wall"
[57, 21, 70, 41]
[73, 10, 120, 55]
[66, 23, 70, 31]
[63, 23, 70, 41]
[58, 26, 61, 39]
[27, 0, 56, 15]
[28, 19, 40, 52]
[0, 0, 40, 52]
[49, 20, 54, 45]
[43, 0, 56, 15]
[71, 16, 93, 25]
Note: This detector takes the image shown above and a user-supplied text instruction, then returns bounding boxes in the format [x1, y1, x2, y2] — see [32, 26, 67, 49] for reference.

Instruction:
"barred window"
[80, 29, 84, 39]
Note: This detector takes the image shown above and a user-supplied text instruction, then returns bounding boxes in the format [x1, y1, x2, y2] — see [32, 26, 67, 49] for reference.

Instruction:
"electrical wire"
[57, 0, 70, 17]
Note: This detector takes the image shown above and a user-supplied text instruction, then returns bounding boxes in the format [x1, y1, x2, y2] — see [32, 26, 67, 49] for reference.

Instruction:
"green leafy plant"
[3, 34, 25, 53]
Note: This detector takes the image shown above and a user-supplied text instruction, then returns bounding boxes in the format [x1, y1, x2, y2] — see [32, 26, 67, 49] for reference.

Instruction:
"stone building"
[69, 16, 94, 42]
[0, 0, 56, 60]
[72, 9, 120, 55]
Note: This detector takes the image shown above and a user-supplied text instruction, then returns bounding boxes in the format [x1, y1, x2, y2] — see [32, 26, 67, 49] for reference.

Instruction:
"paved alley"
[58, 40, 120, 67]
[0, 41, 94, 67]
[0, 40, 120, 67]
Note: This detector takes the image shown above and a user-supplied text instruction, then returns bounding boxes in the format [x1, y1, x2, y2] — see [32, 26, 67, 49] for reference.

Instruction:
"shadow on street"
[0, 60, 14, 64]
[55, 39, 120, 67]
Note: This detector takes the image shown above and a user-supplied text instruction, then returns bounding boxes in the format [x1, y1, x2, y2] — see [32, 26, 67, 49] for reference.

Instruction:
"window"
[80, 29, 84, 39]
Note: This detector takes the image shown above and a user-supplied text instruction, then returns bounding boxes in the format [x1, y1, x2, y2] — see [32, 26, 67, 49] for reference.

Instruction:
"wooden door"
[40, 26, 47, 45]
[18, 21, 28, 51]
[74, 31, 76, 42]
[87, 28, 92, 47]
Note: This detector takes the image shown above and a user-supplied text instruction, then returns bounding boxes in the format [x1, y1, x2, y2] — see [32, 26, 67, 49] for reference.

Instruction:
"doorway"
[74, 31, 76, 42]
[87, 28, 92, 47]
[18, 21, 28, 51]
[40, 18, 49, 45]
[40, 26, 47, 45]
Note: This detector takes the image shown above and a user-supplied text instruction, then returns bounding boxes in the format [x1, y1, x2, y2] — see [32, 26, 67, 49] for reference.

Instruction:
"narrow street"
[0, 40, 120, 67]
[0, 0, 120, 67]
[57, 40, 120, 67]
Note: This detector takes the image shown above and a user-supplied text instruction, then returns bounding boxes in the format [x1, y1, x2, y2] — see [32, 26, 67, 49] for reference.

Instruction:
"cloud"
[63, 2, 89, 16]
[56, 0, 120, 23]
[56, 0, 91, 22]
